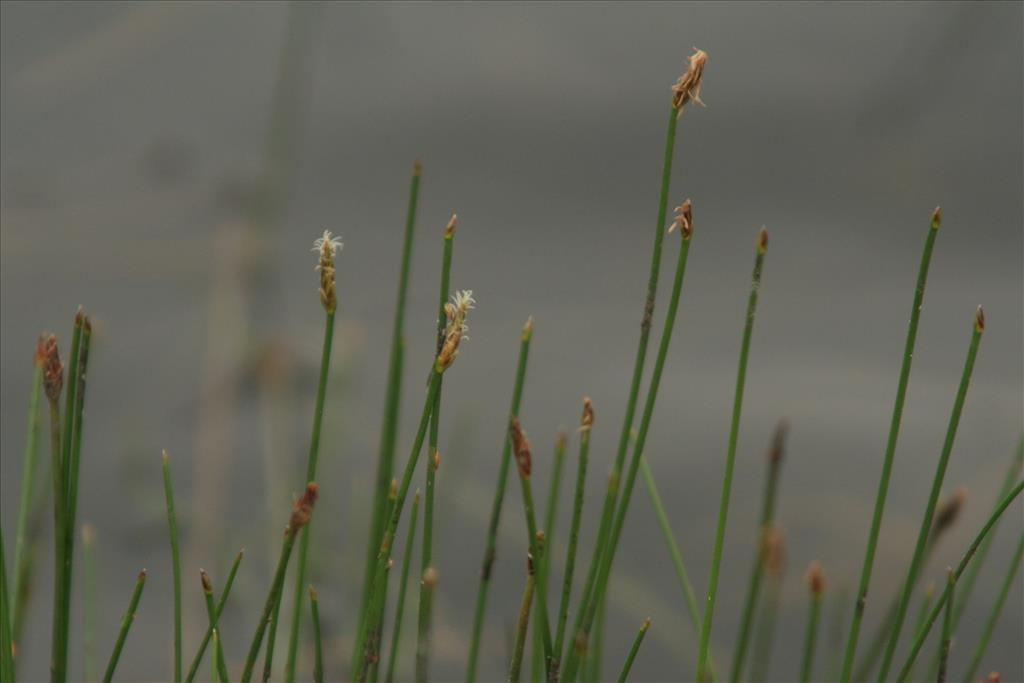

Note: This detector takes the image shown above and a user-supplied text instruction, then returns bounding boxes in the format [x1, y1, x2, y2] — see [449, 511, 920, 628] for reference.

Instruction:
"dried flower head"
[932, 487, 967, 538]
[510, 417, 532, 478]
[289, 482, 319, 531]
[436, 289, 475, 372]
[444, 213, 457, 239]
[201, 569, 213, 594]
[757, 226, 769, 255]
[768, 419, 789, 464]
[580, 396, 595, 432]
[668, 199, 694, 239]
[806, 560, 825, 599]
[40, 334, 63, 402]
[312, 230, 343, 313]
[671, 48, 708, 114]
[931, 206, 942, 230]
[974, 305, 985, 333]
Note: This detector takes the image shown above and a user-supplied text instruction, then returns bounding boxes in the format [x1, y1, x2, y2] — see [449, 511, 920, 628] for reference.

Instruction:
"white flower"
[312, 230, 343, 259]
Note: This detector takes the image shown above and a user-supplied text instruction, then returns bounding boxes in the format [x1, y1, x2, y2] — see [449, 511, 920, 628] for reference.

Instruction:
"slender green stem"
[11, 364, 42, 646]
[465, 322, 533, 682]
[693, 230, 768, 682]
[877, 311, 984, 681]
[961, 532, 1024, 683]
[730, 422, 787, 682]
[750, 570, 782, 683]
[1, 526, 13, 683]
[242, 527, 301, 683]
[416, 220, 454, 683]
[894, 479, 1023, 682]
[840, 210, 941, 683]
[161, 451, 183, 683]
[616, 618, 650, 683]
[186, 549, 244, 683]
[551, 417, 590, 679]
[212, 631, 222, 683]
[47, 392, 65, 683]
[515, 453, 554, 675]
[587, 599, 606, 683]
[508, 556, 536, 683]
[82, 525, 97, 683]
[801, 590, 823, 683]
[101, 570, 146, 683]
[938, 569, 955, 683]
[368, 489, 396, 683]
[826, 586, 849, 682]
[534, 434, 567, 682]
[285, 309, 336, 683]
[385, 492, 420, 683]
[201, 571, 230, 683]
[356, 373, 443, 681]
[309, 587, 323, 683]
[904, 582, 935, 683]
[360, 161, 422, 664]
[262, 593, 281, 683]
[639, 457, 713, 676]
[565, 219, 697, 683]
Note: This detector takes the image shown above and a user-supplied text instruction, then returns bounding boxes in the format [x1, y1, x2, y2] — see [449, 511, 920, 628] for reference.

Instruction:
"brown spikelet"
[444, 213, 457, 239]
[289, 482, 319, 531]
[201, 569, 213, 594]
[974, 306, 985, 333]
[41, 334, 63, 402]
[768, 419, 789, 464]
[669, 199, 694, 239]
[580, 397, 595, 432]
[671, 48, 708, 113]
[931, 206, 942, 230]
[932, 487, 967, 538]
[423, 566, 439, 589]
[761, 525, 786, 577]
[806, 561, 825, 599]
[313, 231, 342, 313]
[510, 417, 532, 478]
[757, 226, 769, 255]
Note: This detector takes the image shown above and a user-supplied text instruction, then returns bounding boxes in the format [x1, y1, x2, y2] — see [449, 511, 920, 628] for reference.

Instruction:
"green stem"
[616, 618, 650, 683]
[730, 422, 786, 682]
[894, 479, 1023, 682]
[639, 457, 713, 677]
[356, 373, 443, 681]
[161, 451, 183, 683]
[186, 549, 244, 683]
[551, 421, 590, 680]
[310, 587, 323, 683]
[904, 583, 935, 683]
[516, 459, 554, 676]
[201, 571, 230, 683]
[1, 526, 13, 683]
[877, 311, 984, 681]
[840, 209, 941, 683]
[47, 394, 65, 683]
[11, 364, 42, 647]
[465, 322, 533, 682]
[360, 161, 422, 661]
[508, 556, 536, 683]
[938, 569, 955, 683]
[749, 572, 782, 683]
[285, 309, 335, 683]
[385, 492, 420, 683]
[587, 597, 606, 683]
[960, 532, 1024, 683]
[566, 221, 697, 683]
[101, 570, 146, 683]
[83, 526, 97, 683]
[241, 526, 301, 683]
[694, 230, 767, 682]
[534, 434, 567, 682]
[800, 595, 822, 683]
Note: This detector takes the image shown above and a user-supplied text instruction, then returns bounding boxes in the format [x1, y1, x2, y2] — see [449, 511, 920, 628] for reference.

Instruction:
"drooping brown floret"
[290, 482, 320, 531]
[671, 48, 708, 113]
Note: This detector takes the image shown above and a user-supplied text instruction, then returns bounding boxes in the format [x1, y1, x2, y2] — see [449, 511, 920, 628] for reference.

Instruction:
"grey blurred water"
[1, 2, 1021, 681]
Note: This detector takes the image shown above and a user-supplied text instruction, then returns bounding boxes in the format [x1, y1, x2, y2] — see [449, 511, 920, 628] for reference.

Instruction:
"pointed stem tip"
[931, 206, 942, 230]
[974, 306, 985, 333]
[757, 226, 769, 254]
[580, 397, 595, 431]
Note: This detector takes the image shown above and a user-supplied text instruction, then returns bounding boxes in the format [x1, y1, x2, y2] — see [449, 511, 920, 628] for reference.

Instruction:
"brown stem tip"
[522, 315, 534, 342]
[757, 226, 769, 255]
[932, 487, 968, 538]
[669, 199, 694, 239]
[806, 561, 825, 599]
[641, 617, 652, 632]
[444, 213, 458, 239]
[671, 48, 708, 113]
[40, 333, 63, 402]
[201, 570, 213, 594]
[290, 482, 319, 531]
[931, 206, 942, 230]
[433, 449, 441, 472]
[313, 230, 343, 313]
[761, 525, 786, 577]
[580, 397, 595, 432]
[510, 417, 532, 478]
[974, 306, 985, 333]
[413, 159, 423, 177]
[768, 419, 789, 464]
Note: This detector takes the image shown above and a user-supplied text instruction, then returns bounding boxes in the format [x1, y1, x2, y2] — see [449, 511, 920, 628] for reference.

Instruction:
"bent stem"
[101, 570, 146, 683]
[465, 320, 533, 682]
[616, 618, 651, 683]
[840, 208, 942, 683]
[385, 492, 421, 683]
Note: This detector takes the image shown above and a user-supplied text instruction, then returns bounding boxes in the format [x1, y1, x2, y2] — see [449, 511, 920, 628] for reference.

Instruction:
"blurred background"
[1, 2, 1021, 681]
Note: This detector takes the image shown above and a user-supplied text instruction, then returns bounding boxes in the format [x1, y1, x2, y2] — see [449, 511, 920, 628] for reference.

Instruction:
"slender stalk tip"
[522, 315, 534, 341]
[806, 561, 825, 599]
[974, 305, 985, 333]
[414, 488, 421, 503]
[75, 305, 85, 327]
[931, 206, 942, 230]
[161, 449, 170, 464]
[642, 617, 652, 632]
[413, 159, 422, 176]
[557, 429, 569, 451]
[580, 396, 595, 431]
[34, 333, 48, 366]
[445, 213, 458, 239]
[313, 229, 343, 313]
[290, 482, 320, 531]
[138, 569, 148, 582]
[510, 417, 532, 478]
[41, 333, 63, 401]
[669, 198, 694, 239]
[986, 672, 1001, 683]
[201, 570, 213, 594]
[757, 226, 769, 254]
[769, 418, 789, 463]
[527, 552, 536, 576]
[671, 48, 708, 113]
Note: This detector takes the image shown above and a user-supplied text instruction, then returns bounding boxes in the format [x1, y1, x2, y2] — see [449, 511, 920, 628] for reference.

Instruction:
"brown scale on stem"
[510, 417, 532, 478]
[40, 334, 63, 402]
[669, 199, 694, 239]
[289, 483, 319, 531]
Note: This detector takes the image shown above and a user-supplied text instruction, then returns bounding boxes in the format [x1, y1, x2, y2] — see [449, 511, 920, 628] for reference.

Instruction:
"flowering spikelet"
[974, 305, 985, 333]
[510, 417, 532, 478]
[436, 289, 474, 372]
[671, 48, 708, 114]
[40, 333, 63, 402]
[201, 569, 213, 595]
[444, 213, 457, 239]
[931, 206, 942, 230]
[932, 487, 967, 539]
[580, 396, 595, 432]
[289, 482, 319, 531]
[668, 199, 693, 239]
[312, 230, 343, 313]
[806, 561, 825, 599]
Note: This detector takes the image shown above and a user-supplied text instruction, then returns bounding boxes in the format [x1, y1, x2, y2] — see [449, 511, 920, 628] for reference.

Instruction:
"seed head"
[671, 48, 708, 114]
[40, 334, 63, 402]
[436, 289, 475, 372]
[669, 199, 694, 239]
[768, 419, 789, 464]
[289, 482, 319, 531]
[201, 569, 213, 594]
[974, 306, 985, 333]
[444, 213, 457, 239]
[931, 206, 942, 230]
[932, 487, 967, 538]
[312, 230, 343, 313]
[510, 417, 532, 478]
[806, 561, 825, 599]
[413, 159, 422, 177]
[580, 396, 595, 432]
[757, 226, 769, 255]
